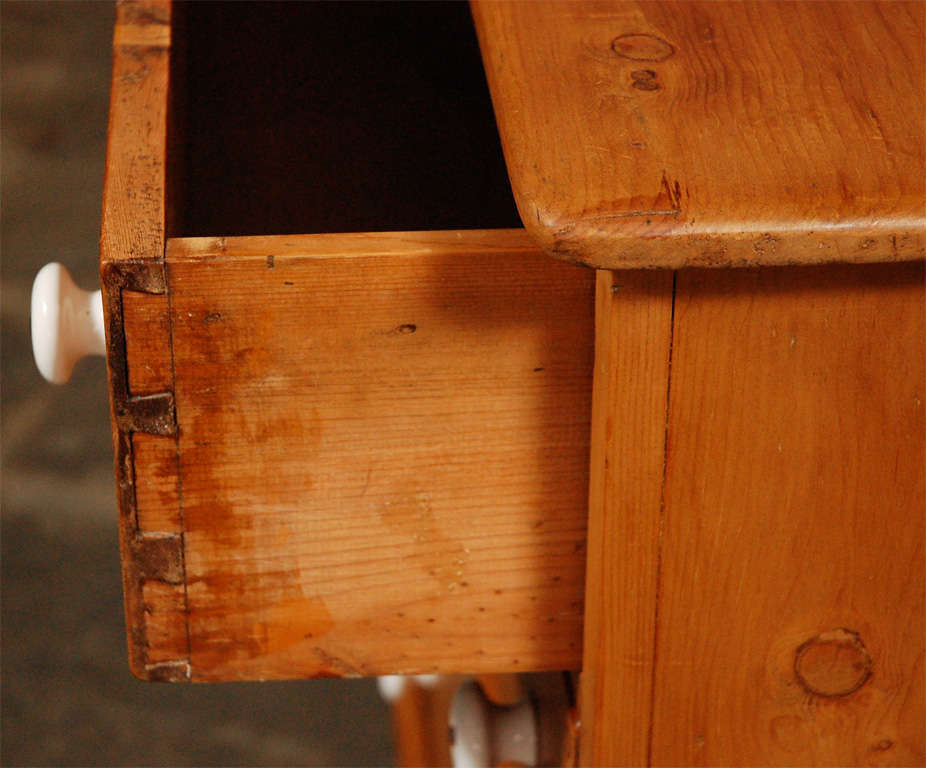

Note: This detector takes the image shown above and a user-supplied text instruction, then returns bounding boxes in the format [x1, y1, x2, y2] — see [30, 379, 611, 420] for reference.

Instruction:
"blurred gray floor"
[1, 3, 395, 765]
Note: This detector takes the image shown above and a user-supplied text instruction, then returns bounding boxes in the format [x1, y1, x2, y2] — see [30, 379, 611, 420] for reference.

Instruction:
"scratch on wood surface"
[661, 172, 683, 211]
[559, 172, 685, 233]
[582, 208, 682, 222]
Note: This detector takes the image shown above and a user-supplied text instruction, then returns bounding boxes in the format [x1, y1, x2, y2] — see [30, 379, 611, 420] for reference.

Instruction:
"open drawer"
[101, 0, 593, 682]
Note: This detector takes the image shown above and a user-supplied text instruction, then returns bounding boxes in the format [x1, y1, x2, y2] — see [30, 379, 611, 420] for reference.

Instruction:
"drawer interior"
[168, 1, 521, 237]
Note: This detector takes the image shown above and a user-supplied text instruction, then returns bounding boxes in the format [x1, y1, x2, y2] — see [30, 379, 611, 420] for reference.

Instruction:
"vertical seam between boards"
[646, 269, 677, 767]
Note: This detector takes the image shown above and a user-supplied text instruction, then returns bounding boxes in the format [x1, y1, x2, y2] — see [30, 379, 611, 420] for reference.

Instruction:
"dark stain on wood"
[131, 534, 184, 583]
[119, 0, 170, 28]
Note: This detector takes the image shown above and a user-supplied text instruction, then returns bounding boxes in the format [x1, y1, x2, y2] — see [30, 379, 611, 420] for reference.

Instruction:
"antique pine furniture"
[55, 0, 925, 764]
[473, 2, 924, 764]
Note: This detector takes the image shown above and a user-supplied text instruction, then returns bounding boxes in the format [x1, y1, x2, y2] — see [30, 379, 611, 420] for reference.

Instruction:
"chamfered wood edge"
[470, 1, 926, 271]
[100, 0, 191, 682]
[528, 217, 926, 271]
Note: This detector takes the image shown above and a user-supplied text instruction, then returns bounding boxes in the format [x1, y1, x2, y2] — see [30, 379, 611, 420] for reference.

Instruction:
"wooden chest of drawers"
[100, 1, 924, 764]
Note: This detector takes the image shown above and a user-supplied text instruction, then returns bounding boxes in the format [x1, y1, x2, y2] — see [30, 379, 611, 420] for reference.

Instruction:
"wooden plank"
[140, 580, 188, 666]
[123, 291, 172, 395]
[165, 230, 594, 681]
[98, 0, 187, 681]
[167, 228, 548, 262]
[650, 262, 925, 765]
[123, 290, 179, 536]
[99, 0, 170, 266]
[132, 433, 181, 533]
[579, 270, 675, 764]
[473, 1, 925, 269]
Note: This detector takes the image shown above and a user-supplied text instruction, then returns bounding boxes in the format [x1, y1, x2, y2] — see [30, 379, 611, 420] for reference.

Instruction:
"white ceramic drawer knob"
[31, 263, 105, 384]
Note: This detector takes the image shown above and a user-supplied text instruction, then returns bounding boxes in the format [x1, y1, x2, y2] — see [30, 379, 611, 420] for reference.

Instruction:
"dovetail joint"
[102, 258, 188, 681]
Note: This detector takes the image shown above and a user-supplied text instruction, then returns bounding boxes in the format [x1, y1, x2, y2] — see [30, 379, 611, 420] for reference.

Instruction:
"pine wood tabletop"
[473, 1, 925, 269]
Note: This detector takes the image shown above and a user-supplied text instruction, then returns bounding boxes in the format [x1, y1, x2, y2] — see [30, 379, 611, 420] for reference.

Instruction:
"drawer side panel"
[166, 231, 593, 681]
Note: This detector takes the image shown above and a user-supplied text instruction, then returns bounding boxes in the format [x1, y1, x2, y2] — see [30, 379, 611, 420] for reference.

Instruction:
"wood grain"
[579, 270, 675, 765]
[165, 231, 593, 681]
[473, 1, 925, 269]
[123, 288, 178, 536]
[168, 228, 550, 263]
[99, 0, 188, 681]
[140, 579, 188, 665]
[649, 263, 925, 765]
[132, 433, 181, 533]
[99, 0, 170, 266]
[123, 291, 172, 395]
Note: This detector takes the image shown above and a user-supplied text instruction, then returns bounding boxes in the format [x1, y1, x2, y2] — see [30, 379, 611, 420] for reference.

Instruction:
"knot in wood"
[611, 34, 675, 62]
[794, 628, 872, 698]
